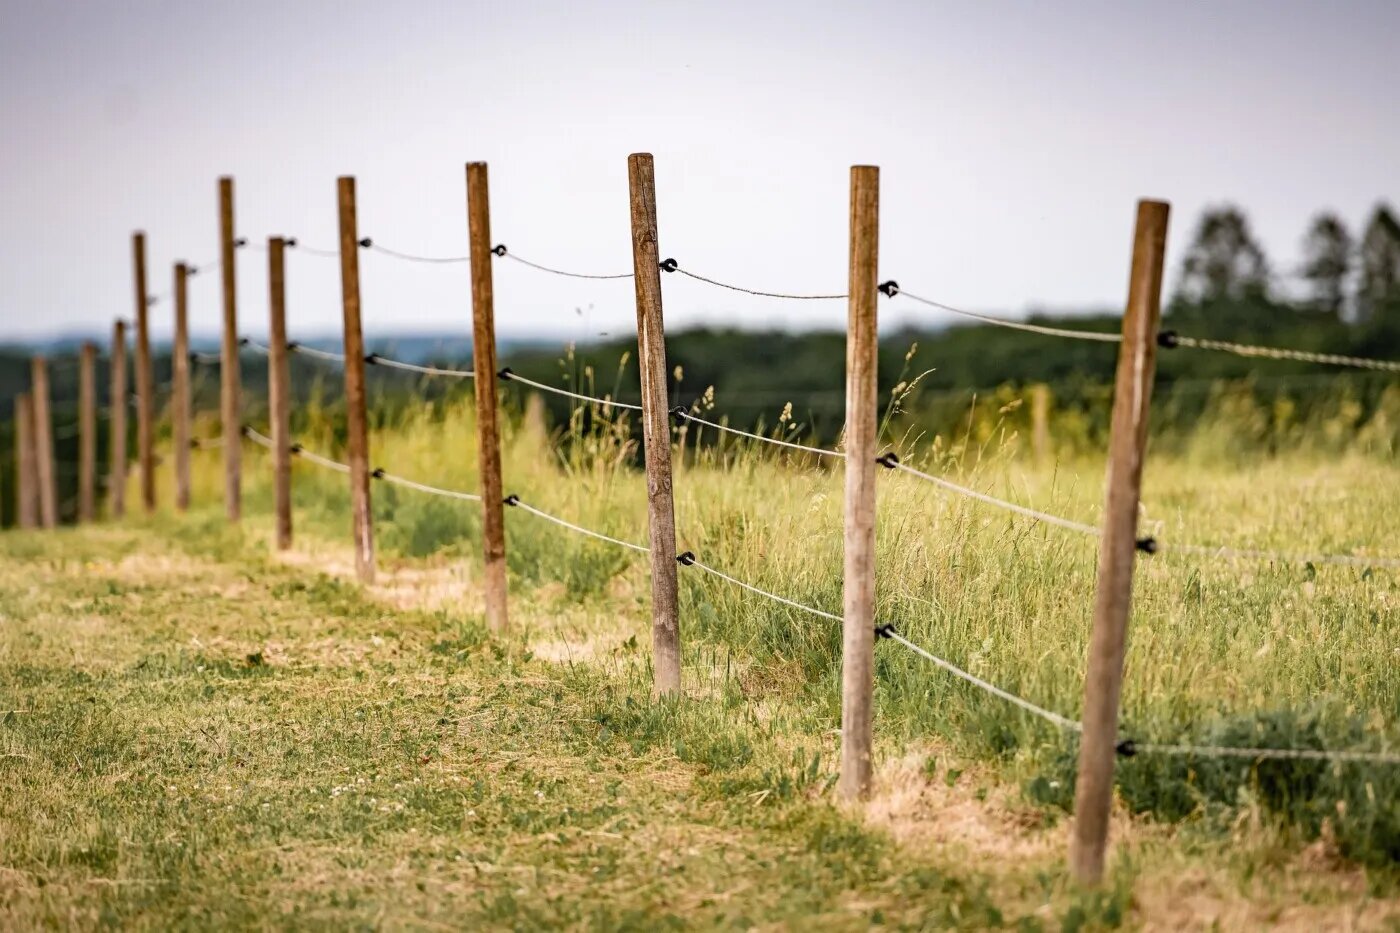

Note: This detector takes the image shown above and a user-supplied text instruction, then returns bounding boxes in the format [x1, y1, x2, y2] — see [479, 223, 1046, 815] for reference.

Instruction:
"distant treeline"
[3, 202, 1399, 523]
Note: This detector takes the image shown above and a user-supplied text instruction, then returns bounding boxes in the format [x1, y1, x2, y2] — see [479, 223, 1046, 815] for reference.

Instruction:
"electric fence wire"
[365, 241, 469, 265]
[885, 284, 1122, 343]
[286, 240, 340, 258]
[1118, 739, 1400, 765]
[660, 259, 846, 300]
[505, 495, 649, 552]
[673, 409, 844, 459]
[366, 355, 474, 379]
[876, 453, 1101, 537]
[886, 282, 1400, 371]
[1163, 333, 1400, 374]
[244, 336, 473, 378]
[498, 368, 643, 411]
[492, 244, 633, 280]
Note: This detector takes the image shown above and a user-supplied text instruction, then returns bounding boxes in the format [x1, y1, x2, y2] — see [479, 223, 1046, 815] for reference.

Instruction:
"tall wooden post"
[627, 153, 681, 697]
[110, 320, 128, 518]
[30, 356, 57, 528]
[337, 176, 375, 583]
[1031, 383, 1051, 464]
[219, 177, 242, 521]
[466, 163, 509, 632]
[132, 232, 155, 513]
[1070, 199, 1170, 885]
[172, 262, 192, 511]
[78, 342, 98, 522]
[840, 166, 881, 799]
[267, 236, 293, 550]
[15, 394, 38, 529]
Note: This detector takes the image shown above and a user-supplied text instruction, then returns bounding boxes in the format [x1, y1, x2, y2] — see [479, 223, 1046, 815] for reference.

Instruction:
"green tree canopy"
[1176, 205, 1270, 304]
[1299, 212, 1351, 318]
[1357, 203, 1400, 321]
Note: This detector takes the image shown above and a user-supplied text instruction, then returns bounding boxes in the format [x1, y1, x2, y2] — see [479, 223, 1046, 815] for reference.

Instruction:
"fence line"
[12, 164, 1398, 892]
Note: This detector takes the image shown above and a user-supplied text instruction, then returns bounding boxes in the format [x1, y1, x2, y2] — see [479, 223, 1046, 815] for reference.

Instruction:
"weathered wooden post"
[172, 263, 192, 511]
[466, 162, 509, 633]
[627, 153, 682, 697]
[1070, 199, 1170, 885]
[15, 393, 38, 529]
[110, 320, 128, 518]
[337, 176, 375, 583]
[132, 233, 155, 513]
[78, 342, 98, 521]
[267, 236, 293, 550]
[30, 356, 58, 528]
[219, 177, 242, 521]
[840, 165, 880, 799]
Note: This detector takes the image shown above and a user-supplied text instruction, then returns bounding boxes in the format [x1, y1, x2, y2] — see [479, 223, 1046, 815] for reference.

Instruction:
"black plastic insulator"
[503, 494, 520, 507]
[286, 341, 300, 351]
[874, 623, 898, 639]
[491, 244, 507, 257]
[497, 366, 514, 380]
[286, 237, 299, 247]
[1135, 536, 1158, 554]
[1115, 739, 1138, 758]
[239, 336, 250, 346]
[234, 237, 248, 247]
[878, 280, 899, 298]
[370, 468, 385, 479]
[239, 425, 251, 437]
[289, 443, 304, 454]
[669, 405, 687, 420]
[676, 551, 696, 566]
[357, 237, 372, 248]
[365, 353, 380, 365]
[1157, 330, 1179, 349]
[188, 351, 199, 364]
[189, 439, 201, 449]
[876, 452, 900, 469]
[659, 257, 679, 273]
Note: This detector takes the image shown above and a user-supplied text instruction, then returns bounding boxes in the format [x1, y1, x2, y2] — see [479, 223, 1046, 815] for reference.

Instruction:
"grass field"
[2, 388, 1399, 929]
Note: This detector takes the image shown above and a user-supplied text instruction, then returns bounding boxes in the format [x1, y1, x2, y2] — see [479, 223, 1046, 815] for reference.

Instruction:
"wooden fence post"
[15, 393, 38, 529]
[1031, 383, 1051, 464]
[30, 356, 58, 528]
[172, 262, 192, 511]
[466, 162, 509, 633]
[78, 342, 97, 522]
[132, 232, 155, 513]
[1070, 199, 1170, 885]
[267, 236, 293, 550]
[840, 165, 881, 799]
[110, 320, 128, 518]
[627, 153, 682, 697]
[337, 176, 375, 583]
[219, 177, 242, 522]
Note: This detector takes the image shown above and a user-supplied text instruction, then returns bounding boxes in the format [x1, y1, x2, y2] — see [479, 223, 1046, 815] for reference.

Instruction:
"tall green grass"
[200, 369, 1400, 868]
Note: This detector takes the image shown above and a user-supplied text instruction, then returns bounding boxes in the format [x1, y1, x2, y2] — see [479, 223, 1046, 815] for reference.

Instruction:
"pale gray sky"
[2, 0, 1396, 343]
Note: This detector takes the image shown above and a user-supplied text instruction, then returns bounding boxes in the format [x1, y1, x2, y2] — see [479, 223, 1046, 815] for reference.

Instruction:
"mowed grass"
[2, 385, 1399, 929]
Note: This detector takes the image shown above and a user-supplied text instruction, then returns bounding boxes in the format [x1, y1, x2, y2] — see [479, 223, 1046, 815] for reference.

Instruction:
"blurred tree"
[1299, 212, 1352, 318]
[1176, 206, 1270, 304]
[1357, 203, 1400, 321]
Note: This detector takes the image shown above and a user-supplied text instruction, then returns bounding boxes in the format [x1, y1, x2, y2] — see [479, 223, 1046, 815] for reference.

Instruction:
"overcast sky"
[2, 0, 1396, 345]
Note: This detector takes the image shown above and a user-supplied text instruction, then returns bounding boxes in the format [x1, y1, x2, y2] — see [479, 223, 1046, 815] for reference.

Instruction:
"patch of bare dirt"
[862, 749, 1058, 862]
